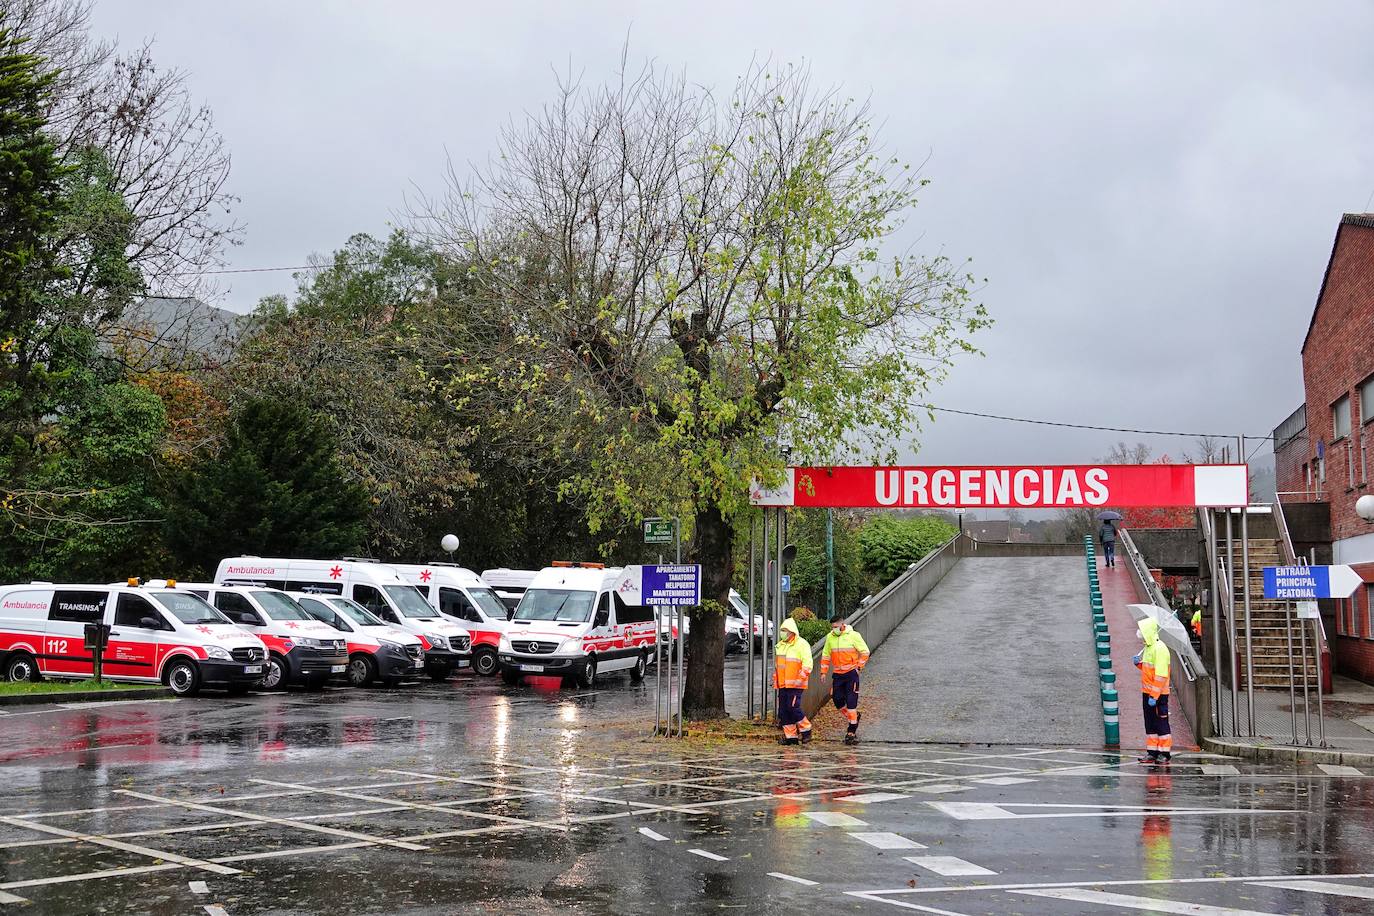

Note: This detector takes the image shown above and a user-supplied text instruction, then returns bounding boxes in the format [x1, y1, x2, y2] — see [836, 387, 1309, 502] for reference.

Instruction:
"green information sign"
[643, 518, 675, 544]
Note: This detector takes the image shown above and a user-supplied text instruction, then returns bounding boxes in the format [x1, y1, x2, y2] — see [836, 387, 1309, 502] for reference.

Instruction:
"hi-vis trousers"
[777, 688, 812, 739]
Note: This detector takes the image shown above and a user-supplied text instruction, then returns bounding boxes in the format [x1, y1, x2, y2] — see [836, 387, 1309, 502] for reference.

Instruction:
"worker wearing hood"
[1133, 617, 1173, 764]
[774, 618, 814, 746]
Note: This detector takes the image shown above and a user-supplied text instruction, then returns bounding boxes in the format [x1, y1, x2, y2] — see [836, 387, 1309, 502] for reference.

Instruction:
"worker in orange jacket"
[1134, 618, 1173, 765]
[821, 615, 870, 745]
[774, 618, 814, 746]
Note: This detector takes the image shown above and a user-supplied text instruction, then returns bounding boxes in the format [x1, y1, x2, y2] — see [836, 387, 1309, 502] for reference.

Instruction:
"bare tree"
[1183, 435, 1223, 464]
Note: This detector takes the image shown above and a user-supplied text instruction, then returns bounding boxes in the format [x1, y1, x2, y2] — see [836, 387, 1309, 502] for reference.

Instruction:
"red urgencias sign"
[749, 465, 1249, 509]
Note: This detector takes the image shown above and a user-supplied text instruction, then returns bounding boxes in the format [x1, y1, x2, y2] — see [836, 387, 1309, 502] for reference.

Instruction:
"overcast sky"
[89, 1, 1374, 470]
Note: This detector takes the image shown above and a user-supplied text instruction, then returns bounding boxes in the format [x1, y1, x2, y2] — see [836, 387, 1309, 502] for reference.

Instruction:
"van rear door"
[42, 589, 108, 678]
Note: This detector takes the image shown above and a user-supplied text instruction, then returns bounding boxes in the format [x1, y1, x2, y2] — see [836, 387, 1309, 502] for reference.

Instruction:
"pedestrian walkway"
[1097, 556, 1197, 752]
[858, 556, 1104, 744]
[1211, 675, 1374, 763]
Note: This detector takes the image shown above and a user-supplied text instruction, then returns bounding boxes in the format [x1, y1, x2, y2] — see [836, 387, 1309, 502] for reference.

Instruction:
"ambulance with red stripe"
[289, 592, 426, 687]
[0, 579, 268, 696]
[390, 563, 509, 676]
[181, 583, 349, 690]
[212, 557, 472, 681]
[497, 562, 658, 688]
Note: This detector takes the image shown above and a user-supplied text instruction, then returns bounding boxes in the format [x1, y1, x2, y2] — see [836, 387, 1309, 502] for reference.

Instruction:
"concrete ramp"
[856, 556, 1103, 745]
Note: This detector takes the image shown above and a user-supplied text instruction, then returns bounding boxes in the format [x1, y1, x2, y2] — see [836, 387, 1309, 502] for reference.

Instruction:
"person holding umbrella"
[1098, 511, 1121, 568]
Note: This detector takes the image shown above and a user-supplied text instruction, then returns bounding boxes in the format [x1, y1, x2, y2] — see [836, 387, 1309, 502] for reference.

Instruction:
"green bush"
[858, 515, 957, 583]
[794, 618, 831, 647]
[791, 606, 817, 622]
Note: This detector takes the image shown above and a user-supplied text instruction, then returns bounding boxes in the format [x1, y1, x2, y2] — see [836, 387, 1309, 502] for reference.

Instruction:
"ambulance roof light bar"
[551, 561, 606, 569]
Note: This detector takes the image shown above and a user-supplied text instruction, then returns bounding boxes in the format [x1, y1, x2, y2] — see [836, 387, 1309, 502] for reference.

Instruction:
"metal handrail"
[1271, 496, 1329, 654]
[1118, 526, 1206, 680]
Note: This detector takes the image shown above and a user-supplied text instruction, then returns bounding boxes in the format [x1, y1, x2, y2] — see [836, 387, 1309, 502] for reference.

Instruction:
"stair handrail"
[1118, 526, 1207, 680]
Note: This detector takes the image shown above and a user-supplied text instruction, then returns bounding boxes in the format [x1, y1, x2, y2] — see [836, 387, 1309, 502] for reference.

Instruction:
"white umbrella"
[1126, 603, 1204, 680]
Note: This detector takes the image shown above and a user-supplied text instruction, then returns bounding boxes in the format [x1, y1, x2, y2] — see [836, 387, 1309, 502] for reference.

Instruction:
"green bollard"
[1103, 688, 1120, 745]
[1098, 656, 1111, 672]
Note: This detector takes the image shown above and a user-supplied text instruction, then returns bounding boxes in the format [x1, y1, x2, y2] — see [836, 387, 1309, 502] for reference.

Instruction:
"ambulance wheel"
[500, 667, 521, 686]
[4, 652, 40, 683]
[263, 654, 288, 691]
[347, 653, 376, 687]
[164, 659, 202, 697]
[472, 647, 499, 677]
[629, 652, 648, 684]
[568, 657, 596, 689]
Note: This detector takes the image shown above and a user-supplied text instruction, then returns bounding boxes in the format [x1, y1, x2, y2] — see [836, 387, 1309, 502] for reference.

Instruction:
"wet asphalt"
[3, 657, 1374, 914]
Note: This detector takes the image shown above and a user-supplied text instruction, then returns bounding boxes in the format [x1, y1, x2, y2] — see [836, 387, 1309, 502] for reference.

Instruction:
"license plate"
[244, 665, 262, 674]
[331, 665, 346, 673]
[413, 659, 424, 668]
[457, 660, 469, 668]
[519, 664, 542, 672]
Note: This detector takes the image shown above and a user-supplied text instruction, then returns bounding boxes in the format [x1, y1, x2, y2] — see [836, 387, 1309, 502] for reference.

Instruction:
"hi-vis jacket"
[1191, 609, 1202, 638]
[1135, 617, 1171, 699]
[774, 619, 813, 689]
[820, 625, 870, 676]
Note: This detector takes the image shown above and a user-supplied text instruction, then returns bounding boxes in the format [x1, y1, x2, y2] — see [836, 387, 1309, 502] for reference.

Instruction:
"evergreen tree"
[167, 398, 368, 576]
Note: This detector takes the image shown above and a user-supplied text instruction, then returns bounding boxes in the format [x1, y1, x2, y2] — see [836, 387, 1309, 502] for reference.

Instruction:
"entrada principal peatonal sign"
[750, 465, 1249, 509]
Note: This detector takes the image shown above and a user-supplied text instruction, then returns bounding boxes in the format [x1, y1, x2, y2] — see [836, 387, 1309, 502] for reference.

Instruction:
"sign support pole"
[1208, 508, 1223, 734]
[1285, 600, 1298, 745]
[1299, 603, 1312, 745]
[774, 508, 784, 724]
[825, 507, 835, 621]
[747, 513, 756, 720]
[761, 509, 771, 721]
[1315, 617, 1326, 747]
[1225, 508, 1239, 737]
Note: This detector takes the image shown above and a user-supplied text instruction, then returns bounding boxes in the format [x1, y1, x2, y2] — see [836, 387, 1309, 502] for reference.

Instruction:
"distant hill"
[108, 297, 247, 368]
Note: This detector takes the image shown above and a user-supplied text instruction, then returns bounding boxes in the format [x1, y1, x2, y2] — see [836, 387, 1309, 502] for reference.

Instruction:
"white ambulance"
[496, 562, 658, 688]
[481, 568, 537, 613]
[391, 563, 509, 676]
[289, 592, 426, 687]
[180, 583, 349, 690]
[212, 557, 472, 680]
[0, 579, 268, 696]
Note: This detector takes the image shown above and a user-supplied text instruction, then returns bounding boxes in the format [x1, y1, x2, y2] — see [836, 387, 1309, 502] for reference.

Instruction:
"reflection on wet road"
[3, 664, 1374, 914]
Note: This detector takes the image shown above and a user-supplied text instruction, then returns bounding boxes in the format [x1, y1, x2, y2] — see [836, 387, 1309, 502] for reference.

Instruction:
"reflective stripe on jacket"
[774, 619, 813, 689]
[1135, 619, 1171, 699]
[820, 627, 870, 675]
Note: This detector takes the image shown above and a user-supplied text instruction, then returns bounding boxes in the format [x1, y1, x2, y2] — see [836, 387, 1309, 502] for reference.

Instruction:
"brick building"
[1273, 212, 1374, 683]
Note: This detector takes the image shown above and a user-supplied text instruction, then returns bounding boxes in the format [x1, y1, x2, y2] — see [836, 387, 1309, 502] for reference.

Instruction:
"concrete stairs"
[1228, 537, 1320, 690]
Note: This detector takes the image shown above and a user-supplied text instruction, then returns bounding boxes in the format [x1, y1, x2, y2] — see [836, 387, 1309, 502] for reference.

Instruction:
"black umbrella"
[1097, 510, 1122, 522]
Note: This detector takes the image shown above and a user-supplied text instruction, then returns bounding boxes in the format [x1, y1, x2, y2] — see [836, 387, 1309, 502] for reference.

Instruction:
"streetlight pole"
[825, 508, 835, 621]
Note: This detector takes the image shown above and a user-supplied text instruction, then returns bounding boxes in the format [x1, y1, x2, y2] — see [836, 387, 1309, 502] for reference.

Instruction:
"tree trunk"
[684, 501, 733, 720]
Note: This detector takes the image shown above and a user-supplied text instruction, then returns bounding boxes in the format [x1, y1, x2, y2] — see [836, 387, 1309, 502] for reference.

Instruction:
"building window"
[1333, 394, 1351, 441]
[1361, 374, 1374, 425]
[1336, 598, 1346, 635]
[1366, 584, 1374, 639]
[1348, 439, 1357, 488]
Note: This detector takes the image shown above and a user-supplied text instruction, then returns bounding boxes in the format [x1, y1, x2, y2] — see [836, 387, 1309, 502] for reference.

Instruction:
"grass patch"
[0, 678, 147, 697]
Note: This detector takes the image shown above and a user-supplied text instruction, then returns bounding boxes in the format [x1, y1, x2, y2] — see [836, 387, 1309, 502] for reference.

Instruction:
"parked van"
[181, 583, 348, 690]
[289, 592, 426, 687]
[0, 579, 268, 696]
[481, 568, 537, 613]
[728, 589, 774, 650]
[212, 557, 472, 680]
[497, 562, 657, 688]
[391, 563, 509, 676]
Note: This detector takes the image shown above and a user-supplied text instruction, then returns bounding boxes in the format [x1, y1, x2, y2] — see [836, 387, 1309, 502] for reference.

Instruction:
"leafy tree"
[420, 63, 987, 718]
[785, 509, 872, 619]
[858, 515, 957, 584]
[166, 398, 368, 576]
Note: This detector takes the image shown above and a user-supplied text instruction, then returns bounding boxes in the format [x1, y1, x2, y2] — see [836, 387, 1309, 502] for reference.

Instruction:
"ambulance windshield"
[513, 589, 595, 623]
[386, 585, 439, 619]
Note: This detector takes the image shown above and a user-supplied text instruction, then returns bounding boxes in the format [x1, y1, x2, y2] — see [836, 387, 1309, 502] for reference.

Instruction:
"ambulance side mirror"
[594, 609, 609, 628]
[139, 617, 162, 630]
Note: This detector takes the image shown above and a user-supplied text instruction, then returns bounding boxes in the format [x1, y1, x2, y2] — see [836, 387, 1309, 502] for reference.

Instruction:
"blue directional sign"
[780, 575, 791, 593]
[640, 564, 701, 606]
[1262, 565, 1361, 600]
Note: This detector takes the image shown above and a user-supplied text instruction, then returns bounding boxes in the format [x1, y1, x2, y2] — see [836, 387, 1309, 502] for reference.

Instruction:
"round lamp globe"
[441, 534, 460, 554]
[1357, 494, 1374, 522]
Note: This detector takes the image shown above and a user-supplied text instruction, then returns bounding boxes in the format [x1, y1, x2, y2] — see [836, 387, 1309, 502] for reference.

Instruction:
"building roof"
[1301, 213, 1374, 354]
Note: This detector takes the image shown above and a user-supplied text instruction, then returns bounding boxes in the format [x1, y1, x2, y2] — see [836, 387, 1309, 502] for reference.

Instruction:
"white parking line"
[0, 862, 184, 893]
[1200, 765, 1241, 776]
[972, 776, 1035, 786]
[838, 792, 910, 804]
[189, 880, 209, 894]
[0, 815, 239, 876]
[769, 872, 819, 886]
[0, 889, 27, 904]
[910, 784, 968, 794]
[638, 827, 670, 841]
[1253, 879, 1374, 900]
[689, 848, 729, 862]
[203, 906, 230, 916]
[116, 790, 428, 852]
[1012, 887, 1277, 914]
[904, 856, 995, 877]
[848, 832, 926, 850]
[250, 778, 570, 832]
[802, 811, 868, 827]
[1317, 764, 1365, 777]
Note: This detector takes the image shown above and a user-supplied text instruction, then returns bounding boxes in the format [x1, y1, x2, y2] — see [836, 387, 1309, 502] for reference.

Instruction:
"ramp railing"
[800, 533, 962, 718]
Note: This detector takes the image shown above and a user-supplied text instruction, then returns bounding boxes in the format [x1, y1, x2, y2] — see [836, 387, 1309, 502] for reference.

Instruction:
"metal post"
[1240, 499, 1255, 737]
[1208, 508, 1223, 734]
[761, 509, 771, 721]
[825, 507, 836, 621]
[748, 513, 756, 719]
[1315, 618, 1327, 747]
[1285, 600, 1298, 745]
[774, 509, 785, 722]
[676, 601, 685, 737]
[1299, 603, 1312, 745]
[653, 604, 662, 736]
[1225, 508, 1239, 736]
